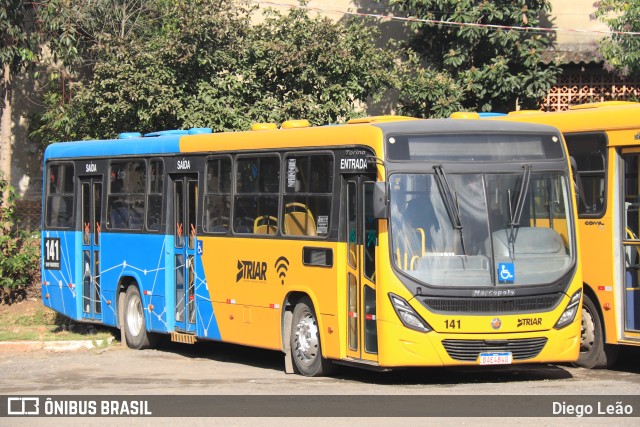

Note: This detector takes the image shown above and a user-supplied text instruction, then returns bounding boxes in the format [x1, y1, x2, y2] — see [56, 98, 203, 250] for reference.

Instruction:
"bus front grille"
[442, 337, 548, 361]
[422, 294, 562, 314]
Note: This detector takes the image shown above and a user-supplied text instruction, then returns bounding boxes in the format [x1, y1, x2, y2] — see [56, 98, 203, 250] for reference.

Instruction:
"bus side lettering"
[177, 159, 191, 170]
[236, 260, 267, 282]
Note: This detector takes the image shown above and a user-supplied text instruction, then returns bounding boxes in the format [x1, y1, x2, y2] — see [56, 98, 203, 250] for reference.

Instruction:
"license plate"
[478, 352, 513, 365]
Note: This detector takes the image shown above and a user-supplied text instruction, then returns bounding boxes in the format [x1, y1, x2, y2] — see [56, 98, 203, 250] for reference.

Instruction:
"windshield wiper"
[433, 165, 467, 257]
[507, 164, 532, 258]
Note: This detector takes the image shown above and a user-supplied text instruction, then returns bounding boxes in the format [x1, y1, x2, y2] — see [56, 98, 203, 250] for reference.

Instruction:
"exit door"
[80, 176, 102, 320]
[172, 174, 198, 333]
[345, 176, 379, 362]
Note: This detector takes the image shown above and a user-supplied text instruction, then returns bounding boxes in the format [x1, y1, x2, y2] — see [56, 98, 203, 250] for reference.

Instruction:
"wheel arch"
[582, 282, 607, 341]
[281, 291, 312, 352]
[116, 275, 148, 330]
[280, 290, 330, 355]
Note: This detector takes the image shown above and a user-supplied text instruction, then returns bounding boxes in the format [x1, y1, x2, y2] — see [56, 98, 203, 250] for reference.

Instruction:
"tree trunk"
[1, 63, 13, 207]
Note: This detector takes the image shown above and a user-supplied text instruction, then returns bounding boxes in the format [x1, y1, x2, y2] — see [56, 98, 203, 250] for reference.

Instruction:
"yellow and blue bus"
[41, 117, 582, 375]
[484, 102, 640, 368]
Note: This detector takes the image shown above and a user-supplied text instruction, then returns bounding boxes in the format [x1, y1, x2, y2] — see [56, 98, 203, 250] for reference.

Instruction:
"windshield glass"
[390, 171, 573, 287]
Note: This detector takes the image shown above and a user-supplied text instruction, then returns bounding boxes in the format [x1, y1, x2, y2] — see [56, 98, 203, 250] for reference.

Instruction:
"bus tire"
[290, 297, 334, 377]
[578, 293, 618, 368]
[123, 285, 157, 350]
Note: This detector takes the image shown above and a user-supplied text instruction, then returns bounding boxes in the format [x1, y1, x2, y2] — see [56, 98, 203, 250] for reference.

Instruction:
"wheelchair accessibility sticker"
[498, 263, 515, 284]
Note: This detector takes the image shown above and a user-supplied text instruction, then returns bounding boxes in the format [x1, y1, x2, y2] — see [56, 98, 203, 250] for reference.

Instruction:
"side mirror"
[373, 181, 388, 219]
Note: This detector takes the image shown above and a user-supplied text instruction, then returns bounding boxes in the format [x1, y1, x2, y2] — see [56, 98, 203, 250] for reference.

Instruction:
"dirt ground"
[0, 298, 44, 317]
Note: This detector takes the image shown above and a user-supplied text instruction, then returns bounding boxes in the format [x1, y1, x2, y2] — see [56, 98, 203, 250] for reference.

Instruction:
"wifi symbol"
[275, 256, 289, 285]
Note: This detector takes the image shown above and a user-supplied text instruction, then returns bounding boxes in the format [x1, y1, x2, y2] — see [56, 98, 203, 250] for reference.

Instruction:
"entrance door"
[172, 174, 198, 333]
[80, 176, 102, 320]
[621, 149, 640, 334]
[345, 176, 379, 362]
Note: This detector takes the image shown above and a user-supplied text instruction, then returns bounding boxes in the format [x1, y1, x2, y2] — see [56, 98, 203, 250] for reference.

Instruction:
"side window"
[564, 133, 607, 216]
[283, 153, 333, 236]
[204, 156, 231, 233]
[147, 159, 164, 231]
[623, 151, 640, 241]
[107, 160, 146, 230]
[45, 163, 74, 228]
[234, 156, 280, 235]
[530, 174, 567, 219]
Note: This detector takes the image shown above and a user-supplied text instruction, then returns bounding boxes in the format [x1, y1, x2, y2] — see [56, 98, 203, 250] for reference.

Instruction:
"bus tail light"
[554, 289, 582, 329]
[388, 293, 432, 333]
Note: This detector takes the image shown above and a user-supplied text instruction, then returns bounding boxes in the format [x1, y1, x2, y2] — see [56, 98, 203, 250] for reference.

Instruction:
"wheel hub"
[127, 296, 143, 337]
[294, 314, 319, 363]
[581, 306, 595, 352]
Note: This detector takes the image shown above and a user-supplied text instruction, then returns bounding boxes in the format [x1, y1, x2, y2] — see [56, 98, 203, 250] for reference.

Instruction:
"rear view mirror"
[373, 182, 388, 219]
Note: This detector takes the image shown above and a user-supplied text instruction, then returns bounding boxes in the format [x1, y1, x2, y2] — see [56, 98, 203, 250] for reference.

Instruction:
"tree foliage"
[0, 172, 40, 301]
[31, 0, 397, 144]
[596, 0, 640, 77]
[389, 0, 560, 114]
[0, 0, 39, 73]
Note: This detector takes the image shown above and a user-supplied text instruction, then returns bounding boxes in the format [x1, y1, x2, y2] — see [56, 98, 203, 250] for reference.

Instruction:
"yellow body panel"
[200, 236, 341, 353]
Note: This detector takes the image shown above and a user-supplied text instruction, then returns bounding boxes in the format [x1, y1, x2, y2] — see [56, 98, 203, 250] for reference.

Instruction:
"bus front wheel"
[578, 293, 618, 368]
[123, 285, 157, 350]
[290, 297, 333, 377]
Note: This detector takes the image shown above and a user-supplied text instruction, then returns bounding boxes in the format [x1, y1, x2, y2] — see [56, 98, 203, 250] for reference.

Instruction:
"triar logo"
[517, 317, 542, 327]
[236, 260, 267, 282]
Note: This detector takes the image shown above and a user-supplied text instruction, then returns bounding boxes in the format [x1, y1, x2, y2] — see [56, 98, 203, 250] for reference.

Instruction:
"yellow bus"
[41, 117, 582, 376]
[486, 101, 640, 368]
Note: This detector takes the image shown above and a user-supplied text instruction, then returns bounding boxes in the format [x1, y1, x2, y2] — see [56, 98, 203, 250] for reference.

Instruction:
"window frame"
[107, 159, 147, 231]
[203, 154, 233, 235]
[44, 161, 75, 229]
[564, 131, 608, 219]
[232, 154, 282, 236]
[146, 158, 164, 233]
[282, 151, 334, 239]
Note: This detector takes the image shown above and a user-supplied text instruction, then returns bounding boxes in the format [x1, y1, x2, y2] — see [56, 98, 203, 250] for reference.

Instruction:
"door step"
[171, 332, 197, 344]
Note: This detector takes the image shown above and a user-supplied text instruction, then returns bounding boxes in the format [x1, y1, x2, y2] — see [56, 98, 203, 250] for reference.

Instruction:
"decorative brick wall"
[543, 69, 640, 111]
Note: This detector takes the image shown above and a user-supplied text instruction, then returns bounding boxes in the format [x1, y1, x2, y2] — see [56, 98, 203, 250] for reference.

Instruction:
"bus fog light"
[389, 293, 431, 333]
[554, 290, 582, 329]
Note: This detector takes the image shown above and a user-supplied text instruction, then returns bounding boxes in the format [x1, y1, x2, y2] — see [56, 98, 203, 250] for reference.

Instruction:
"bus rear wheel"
[123, 285, 157, 350]
[290, 297, 333, 377]
[578, 293, 618, 368]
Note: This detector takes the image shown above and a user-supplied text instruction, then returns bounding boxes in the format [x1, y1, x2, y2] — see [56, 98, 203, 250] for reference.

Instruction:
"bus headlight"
[389, 293, 432, 333]
[554, 289, 582, 329]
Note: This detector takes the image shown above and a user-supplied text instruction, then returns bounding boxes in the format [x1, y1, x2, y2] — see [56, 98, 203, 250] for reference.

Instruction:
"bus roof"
[484, 102, 640, 134]
[44, 118, 563, 161]
[44, 134, 183, 161]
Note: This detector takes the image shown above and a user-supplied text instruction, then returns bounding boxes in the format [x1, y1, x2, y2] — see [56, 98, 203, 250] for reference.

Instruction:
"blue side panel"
[194, 239, 221, 340]
[101, 290, 116, 325]
[44, 135, 182, 161]
[41, 230, 80, 320]
[478, 112, 507, 117]
[99, 233, 169, 331]
[42, 230, 222, 339]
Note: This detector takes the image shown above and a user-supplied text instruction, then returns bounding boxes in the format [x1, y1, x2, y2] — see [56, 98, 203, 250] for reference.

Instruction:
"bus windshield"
[390, 170, 573, 287]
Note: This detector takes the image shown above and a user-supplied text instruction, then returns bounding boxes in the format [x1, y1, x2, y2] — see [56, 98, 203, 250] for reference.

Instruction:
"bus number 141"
[444, 319, 461, 329]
